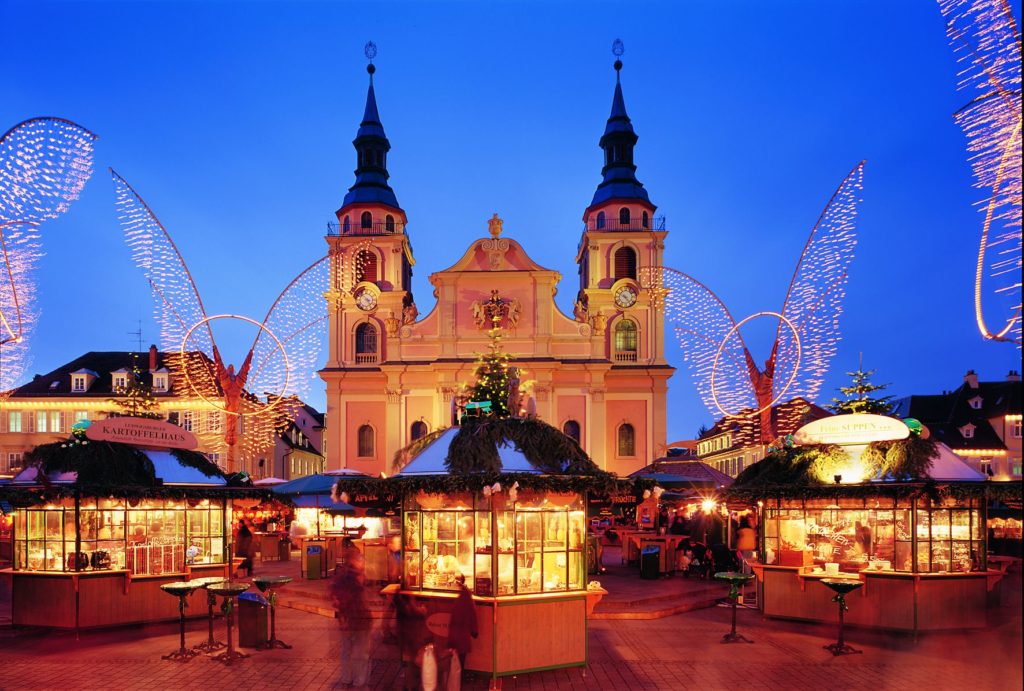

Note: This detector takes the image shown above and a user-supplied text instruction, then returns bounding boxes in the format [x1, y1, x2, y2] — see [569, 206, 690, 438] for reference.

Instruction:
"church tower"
[575, 45, 671, 465]
[322, 48, 416, 472]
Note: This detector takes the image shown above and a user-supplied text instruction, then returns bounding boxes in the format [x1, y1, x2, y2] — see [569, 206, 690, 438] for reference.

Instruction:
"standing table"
[160, 581, 201, 662]
[715, 571, 755, 643]
[207, 580, 251, 665]
[820, 578, 864, 656]
[253, 576, 293, 649]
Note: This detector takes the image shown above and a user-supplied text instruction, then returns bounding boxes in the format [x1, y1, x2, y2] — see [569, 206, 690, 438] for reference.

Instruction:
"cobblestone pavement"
[1, 560, 1020, 691]
[1, 573, 1019, 691]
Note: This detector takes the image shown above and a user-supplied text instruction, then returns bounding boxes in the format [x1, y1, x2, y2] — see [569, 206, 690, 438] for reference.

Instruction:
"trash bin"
[237, 592, 268, 648]
[641, 545, 661, 580]
[305, 543, 324, 580]
[279, 537, 291, 561]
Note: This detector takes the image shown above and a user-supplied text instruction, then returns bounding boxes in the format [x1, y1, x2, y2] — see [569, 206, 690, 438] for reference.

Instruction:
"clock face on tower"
[355, 288, 378, 312]
[614, 285, 638, 309]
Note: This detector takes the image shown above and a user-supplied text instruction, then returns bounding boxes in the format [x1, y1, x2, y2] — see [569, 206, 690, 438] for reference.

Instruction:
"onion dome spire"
[342, 41, 402, 210]
[589, 39, 650, 207]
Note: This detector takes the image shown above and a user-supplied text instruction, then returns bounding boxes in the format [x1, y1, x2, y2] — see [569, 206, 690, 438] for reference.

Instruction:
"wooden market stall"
[335, 418, 622, 681]
[727, 413, 1023, 633]
[0, 430, 250, 630]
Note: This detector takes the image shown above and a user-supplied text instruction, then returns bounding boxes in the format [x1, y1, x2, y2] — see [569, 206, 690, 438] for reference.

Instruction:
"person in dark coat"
[446, 574, 479, 676]
[394, 591, 430, 691]
[329, 555, 373, 687]
[234, 522, 255, 576]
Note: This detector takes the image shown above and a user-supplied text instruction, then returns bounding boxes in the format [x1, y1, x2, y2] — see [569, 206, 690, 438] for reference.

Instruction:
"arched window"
[355, 250, 378, 283]
[596, 211, 605, 230]
[617, 423, 635, 457]
[618, 207, 630, 227]
[614, 320, 638, 362]
[355, 322, 378, 362]
[358, 424, 375, 457]
[642, 210, 649, 229]
[563, 420, 581, 444]
[342, 216, 350, 233]
[385, 214, 395, 232]
[360, 211, 372, 229]
[614, 246, 637, 280]
[410, 420, 428, 441]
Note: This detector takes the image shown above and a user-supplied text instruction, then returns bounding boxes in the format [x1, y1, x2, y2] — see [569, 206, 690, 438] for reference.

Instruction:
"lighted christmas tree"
[828, 366, 893, 416]
[464, 326, 516, 418]
[108, 355, 163, 419]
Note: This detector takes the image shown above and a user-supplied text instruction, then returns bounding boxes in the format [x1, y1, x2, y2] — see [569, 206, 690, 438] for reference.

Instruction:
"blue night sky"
[3, 0, 1021, 444]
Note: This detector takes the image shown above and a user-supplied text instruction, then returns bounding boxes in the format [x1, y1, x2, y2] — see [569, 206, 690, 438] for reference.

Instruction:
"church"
[321, 55, 673, 477]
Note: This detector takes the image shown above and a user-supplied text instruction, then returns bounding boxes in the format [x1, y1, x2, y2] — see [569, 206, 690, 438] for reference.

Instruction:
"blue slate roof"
[589, 69, 650, 208]
[341, 77, 402, 211]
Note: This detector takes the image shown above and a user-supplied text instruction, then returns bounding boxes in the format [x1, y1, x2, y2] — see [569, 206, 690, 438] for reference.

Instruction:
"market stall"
[335, 418, 622, 682]
[0, 421, 250, 630]
[728, 413, 1022, 633]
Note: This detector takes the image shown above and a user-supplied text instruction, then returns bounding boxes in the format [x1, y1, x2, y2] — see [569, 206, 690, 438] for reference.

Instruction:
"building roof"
[699, 398, 832, 451]
[8, 350, 204, 398]
[629, 459, 734, 488]
[893, 373, 1022, 452]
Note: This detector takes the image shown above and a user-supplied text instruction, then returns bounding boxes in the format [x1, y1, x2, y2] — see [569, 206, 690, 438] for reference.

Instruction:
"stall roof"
[629, 460, 734, 488]
[11, 449, 226, 487]
[272, 473, 363, 496]
[290, 495, 355, 512]
[396, 428, 544, 476]
[925, 442, 987, 482]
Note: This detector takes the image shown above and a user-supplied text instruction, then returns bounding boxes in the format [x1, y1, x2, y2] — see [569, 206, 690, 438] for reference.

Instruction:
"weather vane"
[365, 41, 377, 81]
[612, 38, 624, 77]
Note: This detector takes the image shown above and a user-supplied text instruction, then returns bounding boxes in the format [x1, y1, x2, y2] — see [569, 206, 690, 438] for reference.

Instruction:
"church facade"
[321, 57, 673, 477]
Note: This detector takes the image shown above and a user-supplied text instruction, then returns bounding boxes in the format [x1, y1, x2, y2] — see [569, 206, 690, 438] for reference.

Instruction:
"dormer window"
[70, 369, 96, 393]
[112, 373, 128, 392]
[153, 372, 169, 393]
[960, 424, 976, 439]
[969, 396, 983, 410]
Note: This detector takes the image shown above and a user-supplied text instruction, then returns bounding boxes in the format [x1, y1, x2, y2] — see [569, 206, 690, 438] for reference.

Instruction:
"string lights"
[1, 118, 96, 395]
[937, 0, 1022, 345]
[112, 171, 330, 470]
[640, 162, 864, 444]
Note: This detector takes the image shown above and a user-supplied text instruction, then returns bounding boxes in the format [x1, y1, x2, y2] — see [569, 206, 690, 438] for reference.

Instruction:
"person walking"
[445, 574, 478, 689]
[394, 591, 430, 691]
[234, 522, 255, 576]
[329, 555, 373, 688]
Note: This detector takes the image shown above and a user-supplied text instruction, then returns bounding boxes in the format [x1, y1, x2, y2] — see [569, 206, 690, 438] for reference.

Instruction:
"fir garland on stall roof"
[332, 471, 648, 500]
[445, 417, 599, 476]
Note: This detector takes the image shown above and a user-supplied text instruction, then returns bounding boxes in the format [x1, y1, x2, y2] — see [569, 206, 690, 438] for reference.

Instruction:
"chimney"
[1008, 370, 1021, 382]
[964, 370, 979, 389]
[149, 344, 158, 372]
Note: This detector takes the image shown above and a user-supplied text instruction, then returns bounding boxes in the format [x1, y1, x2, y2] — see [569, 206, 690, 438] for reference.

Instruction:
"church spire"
[588, 40, 650, 209]
[341, 42, 402, 212]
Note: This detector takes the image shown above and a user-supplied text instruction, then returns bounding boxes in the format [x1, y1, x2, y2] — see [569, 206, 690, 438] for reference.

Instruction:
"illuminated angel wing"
[938, 0, 1021, 344]
[640, 266, 756, 417]
[111, 170, 219, 396]
[774, 162, 864, 405]
[247, 255, 330, 404]
[1, 117, 96, 393]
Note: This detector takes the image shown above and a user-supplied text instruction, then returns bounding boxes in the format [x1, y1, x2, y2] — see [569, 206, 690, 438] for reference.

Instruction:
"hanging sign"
[85, 417, 199, 450]
[792, 414, 909, 446]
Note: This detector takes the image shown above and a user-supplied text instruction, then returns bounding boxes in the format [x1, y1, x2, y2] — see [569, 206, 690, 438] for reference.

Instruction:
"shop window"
[596, 211, 605, 229]
[355, 250, 378, 283]
[618, 423, 635, 457]
[614, 246, 637, 280]
[562, 420, 581, 444]
[358, 424, 375, 457]
[410, 420, 428, 441]
[385, 214, 395, 232]
[355, 323, 378, 363]
[618, 207, 630, 227]
[614, 320, 638, 362]
[360, 211, 372, 229]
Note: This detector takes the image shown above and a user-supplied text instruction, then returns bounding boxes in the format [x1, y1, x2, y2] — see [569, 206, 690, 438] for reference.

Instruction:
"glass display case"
[761, 495, 985, 574]
[402, 489, 586, 596]
[12, 497, 229, 575]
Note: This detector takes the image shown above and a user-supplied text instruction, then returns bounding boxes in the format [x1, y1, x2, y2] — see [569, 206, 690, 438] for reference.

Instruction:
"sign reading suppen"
[793, 413, 910, 446]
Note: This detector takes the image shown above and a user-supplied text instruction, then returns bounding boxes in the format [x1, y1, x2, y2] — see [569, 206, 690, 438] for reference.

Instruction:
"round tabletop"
[161, 581, 200, 597]
[206, 580, 251, 597]
[714, 571, 754, 585]
[253, 576, 293, 591]
[190, 576, 230, 588]
[820, 578, 864, 595]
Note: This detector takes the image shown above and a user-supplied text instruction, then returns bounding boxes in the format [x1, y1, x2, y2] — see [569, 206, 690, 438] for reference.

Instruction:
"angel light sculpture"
[1, 117, 96, 395]
[641, 162, 864, 445]
[938, 0, 1022, 345]
[112, 170, 343, 469]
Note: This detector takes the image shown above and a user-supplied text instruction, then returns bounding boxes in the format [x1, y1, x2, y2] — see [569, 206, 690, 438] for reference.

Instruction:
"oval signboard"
[792, 413, 909, 446]
[85, 417, 199, 450]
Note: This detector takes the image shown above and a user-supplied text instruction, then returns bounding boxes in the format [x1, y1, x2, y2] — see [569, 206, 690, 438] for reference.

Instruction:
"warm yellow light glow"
[701, 498, 717, 514]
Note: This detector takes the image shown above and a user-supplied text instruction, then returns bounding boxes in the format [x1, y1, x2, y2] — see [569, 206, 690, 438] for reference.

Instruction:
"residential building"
[268, 403, 325, 480]
[321, 58, 673, 476]
[894, 370, 1022, 480]
[697, 398, 831, 477]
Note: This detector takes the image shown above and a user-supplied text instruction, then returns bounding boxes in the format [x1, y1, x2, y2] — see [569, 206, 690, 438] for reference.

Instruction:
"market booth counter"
[728, 413, 1023, 634]
[1, 439, 243, 630]
[337, 420, 617, 681]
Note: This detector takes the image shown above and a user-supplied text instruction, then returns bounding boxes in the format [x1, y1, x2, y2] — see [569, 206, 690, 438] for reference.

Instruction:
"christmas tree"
[464, 326, 516, 418]
[828, 366, 894, 415]
[108, 355, 163, 419]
